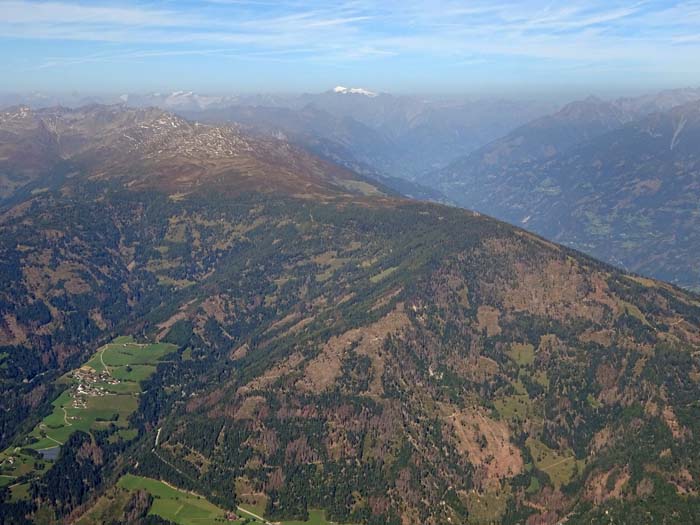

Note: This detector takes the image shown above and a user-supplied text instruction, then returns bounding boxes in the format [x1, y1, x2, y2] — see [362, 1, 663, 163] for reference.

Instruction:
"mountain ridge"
[1, 105, 700, 525]
[0, 104, 392, 204]
[432, 96, 700, 291]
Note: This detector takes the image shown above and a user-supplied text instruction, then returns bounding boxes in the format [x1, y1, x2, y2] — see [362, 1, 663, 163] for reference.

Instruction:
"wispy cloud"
[2, 0, 700, 91]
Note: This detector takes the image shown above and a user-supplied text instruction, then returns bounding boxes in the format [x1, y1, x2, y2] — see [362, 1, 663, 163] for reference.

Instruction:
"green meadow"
[0, 337, 177, 496]
[118, 474, 234, 525]
[527, 437, 583, 488]
[116, 474, 357, 525]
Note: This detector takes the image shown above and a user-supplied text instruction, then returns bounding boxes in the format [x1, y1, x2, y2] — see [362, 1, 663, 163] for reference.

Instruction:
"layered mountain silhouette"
[433, 93, 700, 291]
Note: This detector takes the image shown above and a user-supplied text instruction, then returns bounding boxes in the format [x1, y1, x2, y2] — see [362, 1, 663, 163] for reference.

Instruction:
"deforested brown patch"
[238, 351, 305, 395]
[527, 487, 569, 525]
[155, 299, 196, 341]
[590, 427, 614, 455]
[285, 316, 315, 335]
[596, 362, 621, 406]
[370, 287, 403, 312]
[446, 407, 523, 489]
[662, 406, 686, 439]
[668, 317, 700, 346]
[636, 477, 654, 497]
[22, 250, 92, 298]
[229, 343, 249, 361]
[477, 306, 501, 337]
[285, 435, 319, 464]
[297, 306, 410, 395]
[501, 258, 612, 323]
[263, 312, 301, 335]
[89, 309, 108, 330]
[233, 396, 267, 420]
[200, 295, 229, 324]
[1, 314, 27, 345]
[584, 468, 630, 504]
[579, 328, 614, 347]
[669, 468, 696, 495]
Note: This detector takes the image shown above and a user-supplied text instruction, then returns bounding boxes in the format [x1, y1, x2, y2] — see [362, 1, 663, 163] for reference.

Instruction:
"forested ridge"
[1, 106, 700, 524]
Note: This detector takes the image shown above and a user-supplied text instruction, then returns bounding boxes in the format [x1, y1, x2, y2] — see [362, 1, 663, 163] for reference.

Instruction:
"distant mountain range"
[431, 89, 700, 291]
[4, 87, 700, 292]
[0, 88, 555, 180]
[177, 88, 555, 183]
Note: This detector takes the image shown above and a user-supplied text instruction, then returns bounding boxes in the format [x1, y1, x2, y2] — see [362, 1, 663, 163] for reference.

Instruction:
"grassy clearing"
[26, 379, 138, 449]
[527, 438, 581, 488]
[532, 370, 549, 389]
[495, 379, 539, 424]
[507, 343, 535, 367]
[118, 475, 235, 525]
[465, 487, 511, 524]
[0, 447, 50, 482]
[157, 275, 196, 288]
[278, 509, 350, 525]
[10, 482, 30, 501]
[236, 505, 354, 525]
[315, 257, 349, 282]
[117, 475, 358, 525]
[111, 364, 157, 382]
[236, 477, 267, 517]
[100, 341, 175, 366]
[617, 299, 651, 326]
[495, 394, 534, 423]
[370, 266, 398, 283]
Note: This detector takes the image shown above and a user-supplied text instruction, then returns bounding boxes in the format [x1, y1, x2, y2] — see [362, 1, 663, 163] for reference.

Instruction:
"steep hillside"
[0, 106, 62, 199]
[1, 106, 700, 525]
[428, 88, 700, 189]
[430, 96, 631, 187]
[435, 101, 700, 291]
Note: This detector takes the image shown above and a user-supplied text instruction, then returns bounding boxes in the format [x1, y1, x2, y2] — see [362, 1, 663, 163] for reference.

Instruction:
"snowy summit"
[332, 86, 378, 97]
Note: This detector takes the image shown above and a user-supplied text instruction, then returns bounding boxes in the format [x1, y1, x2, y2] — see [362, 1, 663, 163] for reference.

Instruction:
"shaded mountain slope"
[435, 99, 700, 291]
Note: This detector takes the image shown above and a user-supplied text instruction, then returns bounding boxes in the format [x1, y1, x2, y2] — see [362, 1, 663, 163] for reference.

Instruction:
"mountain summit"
[332, 85, 378, 97]
[0, 104, 387, 202]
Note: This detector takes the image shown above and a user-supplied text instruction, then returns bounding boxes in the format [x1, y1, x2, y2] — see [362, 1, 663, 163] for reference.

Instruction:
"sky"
[1, 0, 700, 96]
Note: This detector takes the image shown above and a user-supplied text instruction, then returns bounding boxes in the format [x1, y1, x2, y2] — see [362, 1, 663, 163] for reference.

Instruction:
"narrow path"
[44, 435, 63, 446]
[541, 456, 574, 471]
[153, 450, 196, 484]
[8, 475, 40, 489]
[236, 505, 271, 524]
[153, 449, 270, 523]
[62, 407, 72, 426]
[99, 346, 111, 376]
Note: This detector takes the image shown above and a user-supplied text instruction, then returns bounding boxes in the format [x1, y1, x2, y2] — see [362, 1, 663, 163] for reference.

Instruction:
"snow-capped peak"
[332, 86, 378, 97]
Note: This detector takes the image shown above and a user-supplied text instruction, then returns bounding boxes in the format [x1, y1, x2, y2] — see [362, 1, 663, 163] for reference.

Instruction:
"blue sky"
[1, 0, 700, 95]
